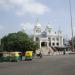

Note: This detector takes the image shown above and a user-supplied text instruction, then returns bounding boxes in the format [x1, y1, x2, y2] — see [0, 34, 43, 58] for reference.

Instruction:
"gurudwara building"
[33, 22, 64, 55]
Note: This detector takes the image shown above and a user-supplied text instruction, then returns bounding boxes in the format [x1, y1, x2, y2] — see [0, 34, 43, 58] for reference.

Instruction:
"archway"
[41, 42, 47, 47]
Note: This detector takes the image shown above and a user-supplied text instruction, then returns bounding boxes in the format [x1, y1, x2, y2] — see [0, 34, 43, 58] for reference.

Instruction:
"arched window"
[57, 43, 59, 46]
[52, 38, 55, 41]
[52, 42, 55, 46]
[56, 37, 59, 41]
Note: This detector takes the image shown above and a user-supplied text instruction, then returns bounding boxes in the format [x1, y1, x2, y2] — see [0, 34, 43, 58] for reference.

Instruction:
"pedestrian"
[48, 51, 50, 55]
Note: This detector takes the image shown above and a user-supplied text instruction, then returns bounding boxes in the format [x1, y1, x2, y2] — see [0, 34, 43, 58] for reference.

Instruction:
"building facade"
[33, 23, 64, 49]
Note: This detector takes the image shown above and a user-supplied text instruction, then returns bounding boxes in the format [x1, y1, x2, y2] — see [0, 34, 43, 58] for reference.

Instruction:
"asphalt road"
[0, 55, 75, 75]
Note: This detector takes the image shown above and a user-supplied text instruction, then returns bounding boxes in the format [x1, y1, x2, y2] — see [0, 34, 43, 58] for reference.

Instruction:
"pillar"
[34, 36, 36, 41]
[47, 41, 49, 48]
[40, 41, 41, 48]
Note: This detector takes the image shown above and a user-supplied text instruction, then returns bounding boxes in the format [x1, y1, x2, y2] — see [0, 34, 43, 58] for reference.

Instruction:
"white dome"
[36, 23, 41, 28]
[46, 24, 52, 29]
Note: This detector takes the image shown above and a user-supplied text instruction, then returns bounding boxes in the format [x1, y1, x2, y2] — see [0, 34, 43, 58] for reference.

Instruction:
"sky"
[0, 0, 75, 39]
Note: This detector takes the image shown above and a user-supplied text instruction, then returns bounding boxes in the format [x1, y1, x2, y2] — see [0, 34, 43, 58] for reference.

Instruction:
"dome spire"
[45, 23, 52, 33]
[34, 17, 41, 34]
[35, 17, 41, 28]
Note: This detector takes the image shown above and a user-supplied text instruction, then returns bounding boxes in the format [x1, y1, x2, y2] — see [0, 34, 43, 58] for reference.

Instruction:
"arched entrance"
[41, 42, 47, 47]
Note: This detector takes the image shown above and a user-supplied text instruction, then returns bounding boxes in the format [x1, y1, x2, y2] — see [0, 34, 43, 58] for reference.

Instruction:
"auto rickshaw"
[0, 52, 4, 62]
[0, 52, 10, 62]
[9, 52, 21, 62]
[25, 51, 33, 60]
[0, 52, 21, 62]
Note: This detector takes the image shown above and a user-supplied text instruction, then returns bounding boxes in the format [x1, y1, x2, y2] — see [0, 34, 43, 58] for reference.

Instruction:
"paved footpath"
[0, 55, 75, 75]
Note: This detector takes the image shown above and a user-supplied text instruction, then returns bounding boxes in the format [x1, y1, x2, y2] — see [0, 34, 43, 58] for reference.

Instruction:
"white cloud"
[0, 0, 50, 15]
[21, 23, 34, 34]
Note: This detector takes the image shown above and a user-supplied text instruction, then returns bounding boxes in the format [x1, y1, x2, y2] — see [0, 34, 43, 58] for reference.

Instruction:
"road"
[0, 55, 75, 75]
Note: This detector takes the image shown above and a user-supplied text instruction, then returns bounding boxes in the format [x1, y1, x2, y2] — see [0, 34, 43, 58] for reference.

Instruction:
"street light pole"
[69, 0, 74, 51]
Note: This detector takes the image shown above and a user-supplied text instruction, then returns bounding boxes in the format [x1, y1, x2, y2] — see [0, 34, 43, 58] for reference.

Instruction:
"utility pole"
[69, 0, 74, 51]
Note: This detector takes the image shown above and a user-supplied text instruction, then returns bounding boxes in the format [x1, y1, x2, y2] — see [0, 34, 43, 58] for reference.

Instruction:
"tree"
[1, 31, 39, 52]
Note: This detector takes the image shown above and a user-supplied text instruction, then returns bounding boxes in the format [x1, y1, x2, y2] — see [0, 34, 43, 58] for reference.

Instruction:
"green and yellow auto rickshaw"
[25, 51, 33, 60]
[0, 52, 4, 62]
[0, 52, 10, 62]
[0, 52, 21, 62]
[9, 52, 21, 62]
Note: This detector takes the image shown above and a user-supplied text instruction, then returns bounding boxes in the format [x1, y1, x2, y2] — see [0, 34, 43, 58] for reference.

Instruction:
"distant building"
[21, 21, 65, 55]
[33, 23, 64, 48]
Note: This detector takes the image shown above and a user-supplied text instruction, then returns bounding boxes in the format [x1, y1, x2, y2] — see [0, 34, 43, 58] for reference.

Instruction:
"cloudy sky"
[0, 0, 75, 39]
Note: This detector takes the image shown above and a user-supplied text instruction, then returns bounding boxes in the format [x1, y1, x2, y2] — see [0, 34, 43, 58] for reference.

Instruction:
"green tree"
[1, 31, 39, 52]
